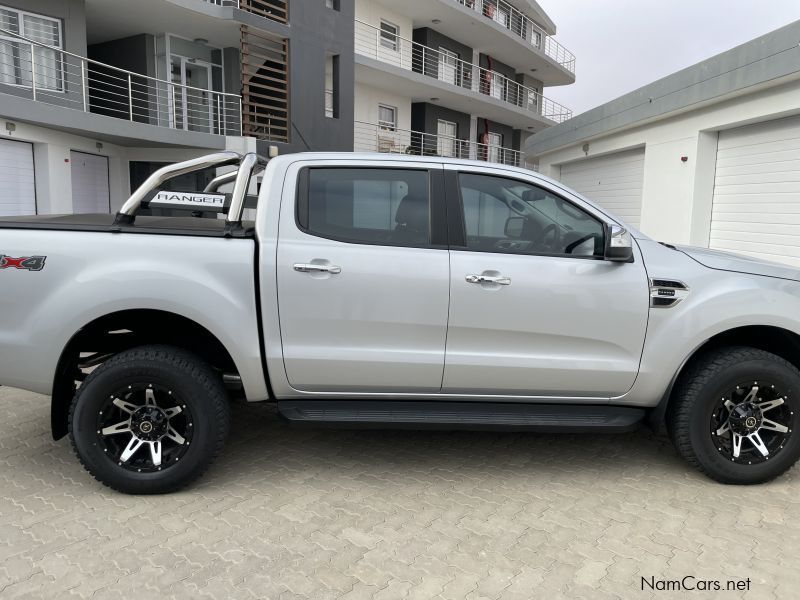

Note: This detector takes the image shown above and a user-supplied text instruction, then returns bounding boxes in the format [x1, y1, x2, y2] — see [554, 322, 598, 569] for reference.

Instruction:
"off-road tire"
[669, 346, 800, 484]
[69, 345, 230, 494]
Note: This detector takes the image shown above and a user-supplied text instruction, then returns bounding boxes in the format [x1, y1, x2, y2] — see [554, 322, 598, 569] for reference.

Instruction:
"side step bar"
[278, 401, 644, 433]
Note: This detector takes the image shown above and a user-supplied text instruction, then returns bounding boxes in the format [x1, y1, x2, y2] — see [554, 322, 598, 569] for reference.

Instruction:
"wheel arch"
[51, 309, 241, 440]
[647, 325, 800, 431]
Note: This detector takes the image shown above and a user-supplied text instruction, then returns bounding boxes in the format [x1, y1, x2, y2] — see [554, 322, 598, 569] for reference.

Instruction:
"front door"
[442, 167, 649, 398]
[486, 132, 502, 163]
[437, 119, 457, 158]
[170, 56, 213, 133]
[277, 164, 450, 393]
[438, 47, 458, 85]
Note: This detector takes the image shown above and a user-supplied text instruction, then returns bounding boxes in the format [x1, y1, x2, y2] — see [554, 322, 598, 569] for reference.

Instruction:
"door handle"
[294, 263, 342, 274]
[465, 274, 511, 285]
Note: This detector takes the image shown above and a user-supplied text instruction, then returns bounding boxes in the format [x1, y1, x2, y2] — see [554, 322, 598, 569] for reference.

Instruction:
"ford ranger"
[0, 151, 798, 494]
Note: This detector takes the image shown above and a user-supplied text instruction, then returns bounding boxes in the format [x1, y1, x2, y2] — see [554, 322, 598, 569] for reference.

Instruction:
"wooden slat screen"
[241, 25, 289, 142]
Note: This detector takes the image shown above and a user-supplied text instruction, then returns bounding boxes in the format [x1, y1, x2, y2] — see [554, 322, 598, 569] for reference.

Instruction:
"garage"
[70, 151, 110, 214]
[710, 115, 800, 267]
[0, 139, 36, 217]
[558, 147, 645, 228]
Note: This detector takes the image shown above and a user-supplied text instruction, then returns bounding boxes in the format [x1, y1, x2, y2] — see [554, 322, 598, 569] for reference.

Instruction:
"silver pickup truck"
[1, 151, 799, 494]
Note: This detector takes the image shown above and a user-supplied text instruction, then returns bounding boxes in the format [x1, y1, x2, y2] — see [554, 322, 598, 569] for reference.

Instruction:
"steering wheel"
[537, 223, 560, 252]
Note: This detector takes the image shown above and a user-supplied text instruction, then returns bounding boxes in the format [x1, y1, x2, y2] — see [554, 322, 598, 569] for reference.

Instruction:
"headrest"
[394, 195, 427, 229]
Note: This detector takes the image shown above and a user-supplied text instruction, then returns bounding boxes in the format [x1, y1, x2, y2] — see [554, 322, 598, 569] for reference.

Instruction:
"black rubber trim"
[278, 401, 644, 433]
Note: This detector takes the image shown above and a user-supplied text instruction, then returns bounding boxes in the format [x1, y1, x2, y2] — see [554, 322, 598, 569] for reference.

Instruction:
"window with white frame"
[325, 0, 340, 10]
[377, 104, 397, 131]
[0, 5, 63, 91]
[379, 20, 399, 52]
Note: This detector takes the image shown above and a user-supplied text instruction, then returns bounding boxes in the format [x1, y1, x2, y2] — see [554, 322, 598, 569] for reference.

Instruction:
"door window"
[457, 173, 604, 257]
[437, 120, 457, 158]
[298, 168, 431, 247]
[438, 47, 459, 85]
[486, 132, 502, 163]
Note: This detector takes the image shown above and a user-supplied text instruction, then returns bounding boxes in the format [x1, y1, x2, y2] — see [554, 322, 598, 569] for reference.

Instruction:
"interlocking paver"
[0, 386, 798, 599]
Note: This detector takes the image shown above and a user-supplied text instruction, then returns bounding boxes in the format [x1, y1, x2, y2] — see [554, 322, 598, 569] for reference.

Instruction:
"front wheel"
[669, 347, 800, 484]
[69, 345, 230, 494]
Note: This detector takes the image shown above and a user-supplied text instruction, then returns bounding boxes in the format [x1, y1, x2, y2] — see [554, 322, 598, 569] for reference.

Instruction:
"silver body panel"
[3, 152, 800, 409]
[0, 230, 268, 400]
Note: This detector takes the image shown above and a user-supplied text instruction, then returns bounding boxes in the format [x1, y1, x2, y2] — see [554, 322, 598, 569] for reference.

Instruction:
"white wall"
[355, 0, 413, 39]
[354, 82, 412, 130]
[535, 77, 800, 246]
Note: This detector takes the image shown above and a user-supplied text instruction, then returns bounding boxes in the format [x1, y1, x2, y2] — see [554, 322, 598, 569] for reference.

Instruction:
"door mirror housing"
[604, 224, 634, 262]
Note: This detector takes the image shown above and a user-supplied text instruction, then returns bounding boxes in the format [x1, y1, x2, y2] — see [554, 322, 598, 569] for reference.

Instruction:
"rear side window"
[298, 168, 431, 247]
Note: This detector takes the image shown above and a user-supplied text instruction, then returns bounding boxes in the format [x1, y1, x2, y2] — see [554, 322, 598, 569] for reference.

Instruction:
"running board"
[277, 401, 644, 433]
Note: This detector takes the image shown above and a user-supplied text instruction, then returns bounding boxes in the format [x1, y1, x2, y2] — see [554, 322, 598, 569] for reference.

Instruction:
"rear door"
[442, 166, 649, 398]
[276, 161, 450, 393]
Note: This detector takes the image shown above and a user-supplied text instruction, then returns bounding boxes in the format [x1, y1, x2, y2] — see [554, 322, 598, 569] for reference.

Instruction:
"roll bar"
[113, 151, 267, 229]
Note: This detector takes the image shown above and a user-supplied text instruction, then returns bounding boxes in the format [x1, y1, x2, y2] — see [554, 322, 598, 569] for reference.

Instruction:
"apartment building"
[351, 0, 574, 169]
[0, 0, 352, 215]
[0, 0, 573, 217]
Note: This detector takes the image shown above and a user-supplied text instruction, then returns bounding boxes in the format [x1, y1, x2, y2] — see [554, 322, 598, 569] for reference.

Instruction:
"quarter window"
[458, 173, 604, 257]
[0, 5, 63, 91]
[299, 168, 431, 247]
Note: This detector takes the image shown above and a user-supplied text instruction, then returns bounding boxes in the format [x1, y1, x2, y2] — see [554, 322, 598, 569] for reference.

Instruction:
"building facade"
[0, 0, 573, 216]
[351, 0, 574, 169]
[526, 21, 800, 267]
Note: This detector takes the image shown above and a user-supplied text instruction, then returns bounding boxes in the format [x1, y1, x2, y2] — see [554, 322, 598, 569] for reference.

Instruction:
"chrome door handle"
[294, 263, 342, 274]
[465, 274, 511, 285]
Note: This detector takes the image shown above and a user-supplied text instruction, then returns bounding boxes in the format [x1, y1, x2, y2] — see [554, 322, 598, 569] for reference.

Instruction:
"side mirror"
[504, 216, 525, 238]
[604, 224, 634, 262]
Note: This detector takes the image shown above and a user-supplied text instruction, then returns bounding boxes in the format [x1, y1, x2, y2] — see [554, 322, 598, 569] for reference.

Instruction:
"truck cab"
[1, 151, 799, 493]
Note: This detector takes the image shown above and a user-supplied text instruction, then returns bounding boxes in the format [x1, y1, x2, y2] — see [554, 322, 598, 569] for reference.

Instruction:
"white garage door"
[0, 139, 36, 217]
[70, 151, 110, 214]
[558, 148, 645, 228]
[710, 115, 800, 266]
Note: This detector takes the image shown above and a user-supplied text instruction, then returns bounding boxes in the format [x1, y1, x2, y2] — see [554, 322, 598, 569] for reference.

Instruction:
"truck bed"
[0, 214, 255, 238]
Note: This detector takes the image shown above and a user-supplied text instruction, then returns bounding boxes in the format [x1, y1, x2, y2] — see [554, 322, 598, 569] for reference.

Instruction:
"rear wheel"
[69, 345, 230, 494]
[669, 347, 800, 484]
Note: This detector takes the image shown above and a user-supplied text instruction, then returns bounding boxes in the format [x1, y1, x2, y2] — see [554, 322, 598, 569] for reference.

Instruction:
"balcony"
[202, 0, 287, 23]
[365, 0, 574, 85]
[355, 121, 525, 167]
[0, 29, 241, 142]
[355, 20, 571, 129]
[455, 0, 574, 74]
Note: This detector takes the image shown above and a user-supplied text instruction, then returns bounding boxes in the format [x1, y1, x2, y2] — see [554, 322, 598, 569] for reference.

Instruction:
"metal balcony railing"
[203, 0, 288, 23]
[0, 28, 242, 136]
[454, 0, 575, 74]
[355, 21, 572, 123]
[355, 121, 524, 167]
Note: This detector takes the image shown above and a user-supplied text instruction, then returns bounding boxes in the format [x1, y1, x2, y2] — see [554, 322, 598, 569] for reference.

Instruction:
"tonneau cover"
[0, 213, 255, 238]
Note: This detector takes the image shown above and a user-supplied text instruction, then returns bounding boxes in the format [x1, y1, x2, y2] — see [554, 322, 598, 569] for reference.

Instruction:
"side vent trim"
[650, 278, 689, 308]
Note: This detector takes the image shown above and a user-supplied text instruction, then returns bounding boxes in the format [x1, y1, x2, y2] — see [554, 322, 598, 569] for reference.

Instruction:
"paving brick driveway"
[1, 386, 798, 599]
